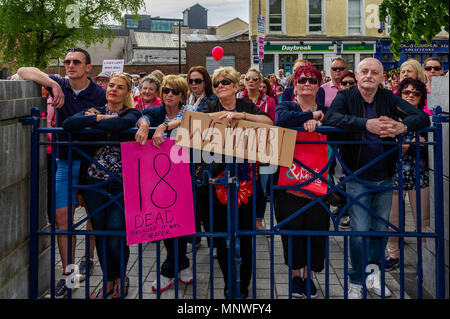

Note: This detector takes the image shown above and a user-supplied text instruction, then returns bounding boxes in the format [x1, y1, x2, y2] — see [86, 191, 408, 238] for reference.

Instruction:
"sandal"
[90, 282, 114, 299]
[112, 277, 129, 299]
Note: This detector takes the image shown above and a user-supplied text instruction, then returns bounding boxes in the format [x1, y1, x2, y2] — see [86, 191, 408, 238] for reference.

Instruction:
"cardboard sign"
[121, 140, 196, 245]
[175, 110, 296, 168]
[102, 59, 124, 75]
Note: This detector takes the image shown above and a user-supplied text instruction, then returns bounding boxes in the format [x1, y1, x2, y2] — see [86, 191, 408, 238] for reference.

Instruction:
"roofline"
[216, 17, 249, 29]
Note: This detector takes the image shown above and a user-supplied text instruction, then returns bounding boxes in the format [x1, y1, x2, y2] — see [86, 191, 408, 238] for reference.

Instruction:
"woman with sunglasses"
[63, 73, 141, 299]
[399, 59, 432, 115]
[424, 57, 445, 92]
[339, 71, 357, 89]
[237, 68, 276, 122]
[203, 66, 272, 298]
[134, 75, 195, 292]
[274, 65, 330, 298]
[186, 65, 217, 112]
[134, 75, 162, 111]
[384, 77, 430, 271]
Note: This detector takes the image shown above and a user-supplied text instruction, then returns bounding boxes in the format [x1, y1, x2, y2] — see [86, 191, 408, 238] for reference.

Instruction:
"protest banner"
[102, 59, 124, 75]
[121, 139, 196, 245]
[175, 110, 297, 168]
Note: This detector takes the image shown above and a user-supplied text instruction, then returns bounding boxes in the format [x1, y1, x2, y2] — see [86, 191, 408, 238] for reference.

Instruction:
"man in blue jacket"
[323, 58, 430, 299]
[18, 48, 107, 298]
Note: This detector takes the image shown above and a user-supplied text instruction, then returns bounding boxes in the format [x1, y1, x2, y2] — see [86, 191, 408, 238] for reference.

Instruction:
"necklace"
[296, 98, 317, 112]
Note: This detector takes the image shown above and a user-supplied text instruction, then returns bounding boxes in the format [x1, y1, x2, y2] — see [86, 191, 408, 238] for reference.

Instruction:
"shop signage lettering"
[264, 44, 335, 53]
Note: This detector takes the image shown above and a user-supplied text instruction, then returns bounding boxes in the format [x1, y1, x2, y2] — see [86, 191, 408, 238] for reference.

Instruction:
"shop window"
[268, 0, 284, 33]
[348, 0, 362, 35]
[262, 54, 275, 77]
[341, 54, 355, 72]
[304, 54, 324, 71]
[308, 0, 324, 33]
[436, 53, 448, 63]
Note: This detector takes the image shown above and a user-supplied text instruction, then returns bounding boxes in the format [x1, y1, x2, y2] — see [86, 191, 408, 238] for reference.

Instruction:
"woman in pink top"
[237, 69, 276, 122]
[134, 75, 162, 111]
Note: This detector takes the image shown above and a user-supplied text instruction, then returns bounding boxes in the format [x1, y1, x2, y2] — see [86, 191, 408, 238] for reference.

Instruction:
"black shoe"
[224, 287, 248, 299]
[292, 277, 305, 298]
[339, 215, 351, 230]
[303, 278, 318, 298]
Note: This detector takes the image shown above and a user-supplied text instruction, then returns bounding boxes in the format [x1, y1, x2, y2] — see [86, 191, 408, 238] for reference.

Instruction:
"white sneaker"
[179, 267, 193, 284]
[152, 274, 174, 292]
[348, 282, 363, 299]
[366, 266, 392, 297]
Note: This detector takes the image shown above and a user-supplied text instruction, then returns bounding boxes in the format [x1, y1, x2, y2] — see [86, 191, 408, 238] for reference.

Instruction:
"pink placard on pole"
[121, 139, 196, 245]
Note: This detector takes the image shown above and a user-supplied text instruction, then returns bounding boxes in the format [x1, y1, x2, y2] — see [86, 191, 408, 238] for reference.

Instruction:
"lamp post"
[178, 21, 182, 74]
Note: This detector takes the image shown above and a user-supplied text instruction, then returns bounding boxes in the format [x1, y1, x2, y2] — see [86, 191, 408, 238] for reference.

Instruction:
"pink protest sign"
[121, 139, 195, 245]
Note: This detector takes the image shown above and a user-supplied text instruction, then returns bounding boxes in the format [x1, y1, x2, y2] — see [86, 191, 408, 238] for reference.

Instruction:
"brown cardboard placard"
[175, 110, 296, 168]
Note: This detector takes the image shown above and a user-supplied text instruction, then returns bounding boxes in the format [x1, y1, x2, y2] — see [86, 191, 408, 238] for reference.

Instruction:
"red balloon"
[211, 46, 224, 61]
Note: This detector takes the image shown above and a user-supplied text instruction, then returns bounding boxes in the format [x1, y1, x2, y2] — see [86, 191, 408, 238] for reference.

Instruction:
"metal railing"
[25, 106, 447, 299]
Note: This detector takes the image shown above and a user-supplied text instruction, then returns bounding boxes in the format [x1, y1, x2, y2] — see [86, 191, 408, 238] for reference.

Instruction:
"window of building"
[304, 54, 324, 71]
[348, 0, 362, 35]
[341, 54, 355, 72]
[126, 17, 139, 29]
[308, 0, 324, 33]
[267, 0, 284, 33]
[151, 19, 181, 32]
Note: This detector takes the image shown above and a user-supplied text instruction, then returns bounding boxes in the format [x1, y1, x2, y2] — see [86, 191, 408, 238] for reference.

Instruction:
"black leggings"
[274, 191, 330, 272]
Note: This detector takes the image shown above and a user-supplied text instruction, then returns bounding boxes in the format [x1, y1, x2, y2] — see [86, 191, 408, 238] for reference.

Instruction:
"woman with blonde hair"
[399, 59, 431, 114]
[203, 66, 272, 298]
[63, 73, 141, 299]
[134, 74, 196, 292]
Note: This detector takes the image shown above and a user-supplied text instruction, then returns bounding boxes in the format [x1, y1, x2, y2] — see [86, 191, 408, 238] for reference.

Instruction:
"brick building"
[186, 40, 251, 75]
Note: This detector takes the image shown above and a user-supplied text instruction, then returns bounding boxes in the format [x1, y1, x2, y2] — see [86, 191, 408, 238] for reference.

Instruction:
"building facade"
[249, 0, 449, 75]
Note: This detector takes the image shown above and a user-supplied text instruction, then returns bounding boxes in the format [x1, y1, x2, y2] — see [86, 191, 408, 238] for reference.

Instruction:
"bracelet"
[242, 112, 247, 120]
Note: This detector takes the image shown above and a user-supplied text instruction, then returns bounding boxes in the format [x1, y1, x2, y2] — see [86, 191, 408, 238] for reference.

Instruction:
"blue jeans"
[83, 178, 129, 282]
[346, 178, 394, 285]
[55, 158, 81, 210]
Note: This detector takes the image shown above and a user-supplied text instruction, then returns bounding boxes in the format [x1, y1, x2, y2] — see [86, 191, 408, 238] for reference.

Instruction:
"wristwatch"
[242, 112, 247, 120]
[403, 123, 408, 134]
[162, 122, 169, 131]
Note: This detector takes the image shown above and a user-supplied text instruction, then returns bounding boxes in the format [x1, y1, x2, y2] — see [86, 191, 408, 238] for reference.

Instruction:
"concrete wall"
[0, 80, 49, 298]
[424, 76, 449, 298]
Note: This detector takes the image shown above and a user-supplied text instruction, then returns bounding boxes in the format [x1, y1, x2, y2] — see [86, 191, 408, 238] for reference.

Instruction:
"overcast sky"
[141, 0, 249, 26]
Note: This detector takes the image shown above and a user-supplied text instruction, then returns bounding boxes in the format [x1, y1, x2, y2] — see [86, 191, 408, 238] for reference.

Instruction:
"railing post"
[25, 107, 41, 299]
[433, 106, 446, 299]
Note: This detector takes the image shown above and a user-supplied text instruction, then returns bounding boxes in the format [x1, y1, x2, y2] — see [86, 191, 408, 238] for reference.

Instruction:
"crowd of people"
[14, 47, 443, 299]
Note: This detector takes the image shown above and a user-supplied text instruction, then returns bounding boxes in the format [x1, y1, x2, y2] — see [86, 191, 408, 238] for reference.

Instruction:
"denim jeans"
[83, 178, 129, 282]
[346, 178, 394, 285]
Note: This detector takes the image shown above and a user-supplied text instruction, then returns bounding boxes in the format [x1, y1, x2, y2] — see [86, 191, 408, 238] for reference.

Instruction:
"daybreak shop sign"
[264, 43, 335, 53]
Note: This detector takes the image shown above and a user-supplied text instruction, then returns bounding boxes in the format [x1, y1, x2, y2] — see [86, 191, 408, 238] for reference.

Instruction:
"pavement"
[45, 196, 434, 299]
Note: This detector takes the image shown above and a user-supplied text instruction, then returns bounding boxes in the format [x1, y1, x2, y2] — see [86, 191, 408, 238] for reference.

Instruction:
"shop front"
[257, 41, 376, 77]
[261, 42, 336, 76]
[375, 39, 449, 71]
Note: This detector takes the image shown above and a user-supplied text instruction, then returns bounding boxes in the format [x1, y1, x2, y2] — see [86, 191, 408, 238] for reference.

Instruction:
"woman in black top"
[63, 73, 141, 299]
[274, 65, 329, 299]
[203, 66, 272, 298]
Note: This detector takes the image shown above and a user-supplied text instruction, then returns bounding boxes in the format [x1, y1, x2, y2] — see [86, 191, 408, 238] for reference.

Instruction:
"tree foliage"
[0, 0, 145, 69]
[379, 0, 449, 60]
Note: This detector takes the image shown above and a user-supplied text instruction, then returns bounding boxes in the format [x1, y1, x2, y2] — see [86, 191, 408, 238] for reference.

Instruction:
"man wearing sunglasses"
[423, 57, 445, 92]
[323, 58, 430, 299]
[17, 48, 107, 298]
[321, 57, 347, 107]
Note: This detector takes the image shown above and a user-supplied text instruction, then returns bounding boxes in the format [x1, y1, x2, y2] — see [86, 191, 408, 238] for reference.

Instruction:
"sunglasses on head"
[331, 67, 346, 71]
[341, 80, 356, 86]
[297, 77, 319, 85]
[424, 66, 442, 71]
[189, 78, 204, 85]
[161, 87, 181, 95]
[245, 76, 260, 82]
[401, 90, 422, 97]
[213, 78, 233, 88]
[63, 59, 82, 66]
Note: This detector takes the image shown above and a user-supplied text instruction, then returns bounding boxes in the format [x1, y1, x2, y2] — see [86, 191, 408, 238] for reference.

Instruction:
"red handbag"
[277, 131, 328, 199]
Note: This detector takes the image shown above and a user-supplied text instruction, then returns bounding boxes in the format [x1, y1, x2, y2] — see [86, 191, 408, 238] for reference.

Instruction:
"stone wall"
[0, 80, 48, 298]
[424, 76, 449, 298]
